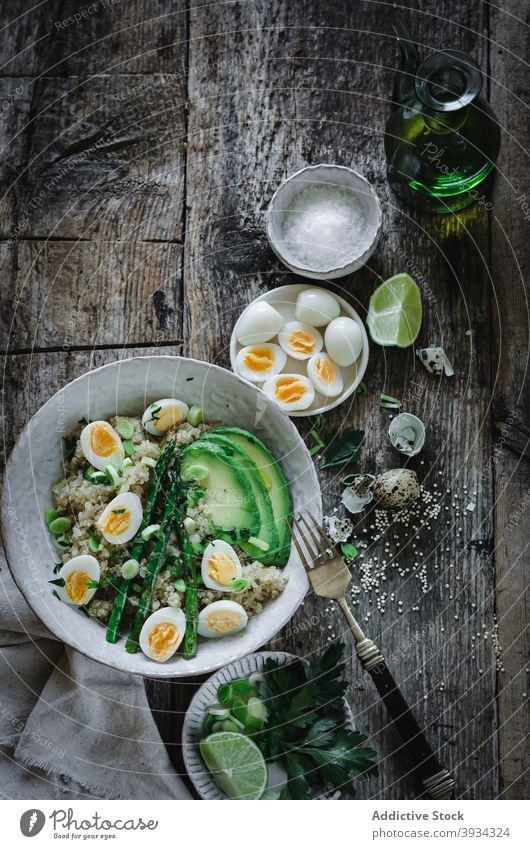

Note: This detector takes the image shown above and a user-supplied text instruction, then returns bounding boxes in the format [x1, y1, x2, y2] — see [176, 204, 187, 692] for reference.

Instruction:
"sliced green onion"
[54, 534, 71, 549]
[231, 678, 255, 698]
[186, 405, 203, 426]
[221, 719, 240, 733]
[183, 516, 196, 535]
[52, 477, 66, 494]
[48, 516, 71, 534]
[356, 380, 368, 394]
[174, 578, 186, 592]
[44, 508, 60, 528]
[248, 671, 264, 686]
[141, 523, 161, 541]
[207, 705, 230, 719]
[340, 542, 358, 562]
[247, 696, 268, 721]
[104, 464, 121, 486]
[229, 578, 250, 593]
[141, 456, 157, 468]
[211, 721, 224, 733]
[117, 483, 130, 495]
[121, 559, 140, 580]
[379, 392, 402, 409]
[88, 470, 108, 484]
[341, 473, 361, 486]
[123, 457, 133, 468]
[116, 417, 134, 439]
[88, 533, 101, 553]
[122, 440, 136, 456]
[182, 463, 208, 482]
[247, 536, 269, 552]
[132, 582, 142, 593]
[217, 683, 233, 705]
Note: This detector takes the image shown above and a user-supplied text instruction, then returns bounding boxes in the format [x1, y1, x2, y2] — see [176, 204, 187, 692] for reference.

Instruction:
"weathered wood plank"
[0, 1, 188, 76]
[3, 74, 186, 241]
[488, 0, 530, 801]
[0, 240, 183, 351]
[182, 0, 498, 798]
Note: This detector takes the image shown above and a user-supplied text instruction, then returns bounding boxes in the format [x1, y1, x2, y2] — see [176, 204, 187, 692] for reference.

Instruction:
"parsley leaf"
[321, 428, 364, 469]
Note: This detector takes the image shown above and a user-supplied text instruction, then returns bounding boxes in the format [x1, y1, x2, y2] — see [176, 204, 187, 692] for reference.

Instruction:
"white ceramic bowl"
[230, 284, 369, 417]
[1, 356, 319, 678]
[182, 650, 354, 799]
[266, 164, 382, 279]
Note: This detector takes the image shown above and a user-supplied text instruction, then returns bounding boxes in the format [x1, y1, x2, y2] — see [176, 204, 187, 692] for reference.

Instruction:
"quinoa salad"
[45, 399, 292, 663]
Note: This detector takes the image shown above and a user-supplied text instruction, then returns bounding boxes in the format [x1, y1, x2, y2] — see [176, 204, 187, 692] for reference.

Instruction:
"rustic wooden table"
[1, 1, 528, 800]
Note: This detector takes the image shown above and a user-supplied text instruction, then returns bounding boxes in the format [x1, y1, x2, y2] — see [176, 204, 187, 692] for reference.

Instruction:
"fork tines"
[287, 509, 337, 571]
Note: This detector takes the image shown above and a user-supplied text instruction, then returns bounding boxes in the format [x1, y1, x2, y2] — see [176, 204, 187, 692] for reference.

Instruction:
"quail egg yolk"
[65, 570, 92, 604]
[101, 507, 131, 537]
[206, 610, 242, 633]
[315, 357, 335, 385]
[243, 346, 275, 373]
[154, 403, 186, 432]
[89, 423, 118, 457]
[287, 329, 316, 355]
[147, 622, 180, 661]
[275, 376, 307, 404]
[207, 553, 237, 586]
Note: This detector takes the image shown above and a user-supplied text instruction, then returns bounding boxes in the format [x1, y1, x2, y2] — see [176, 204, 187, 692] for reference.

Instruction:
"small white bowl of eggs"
[230, 284, 369, 417]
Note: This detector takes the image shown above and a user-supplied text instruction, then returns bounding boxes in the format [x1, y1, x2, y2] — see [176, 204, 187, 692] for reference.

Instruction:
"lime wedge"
[199, 732, 268, 800]
[367, 273, 422, 347]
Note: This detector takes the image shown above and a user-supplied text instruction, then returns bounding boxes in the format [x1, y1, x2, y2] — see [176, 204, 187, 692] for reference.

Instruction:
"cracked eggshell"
[372, 469, 420, 510]
[388, 413, 426, 457]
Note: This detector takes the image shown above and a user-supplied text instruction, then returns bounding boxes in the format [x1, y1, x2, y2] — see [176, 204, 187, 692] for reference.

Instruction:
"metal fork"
[288, 509, 455, 801]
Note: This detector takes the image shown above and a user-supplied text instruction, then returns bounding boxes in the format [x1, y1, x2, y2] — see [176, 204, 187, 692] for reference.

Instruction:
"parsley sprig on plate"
[255, 642, 377, 799]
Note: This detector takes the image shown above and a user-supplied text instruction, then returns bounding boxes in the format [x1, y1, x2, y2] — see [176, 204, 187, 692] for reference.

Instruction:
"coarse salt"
[280, 184, 370, 270]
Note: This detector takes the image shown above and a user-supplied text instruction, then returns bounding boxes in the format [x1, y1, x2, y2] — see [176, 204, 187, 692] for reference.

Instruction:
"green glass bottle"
[384, 24, 501, 213]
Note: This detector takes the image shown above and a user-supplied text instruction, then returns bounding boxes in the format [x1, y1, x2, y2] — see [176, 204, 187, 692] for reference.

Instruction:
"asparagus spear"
[124, 459, 186, 654]
[176, 518, 198, 660]
[106, 439, 176, 644]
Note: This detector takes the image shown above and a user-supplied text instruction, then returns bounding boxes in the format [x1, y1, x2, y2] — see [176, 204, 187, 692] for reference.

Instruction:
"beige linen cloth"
[0, 547, 192, 799]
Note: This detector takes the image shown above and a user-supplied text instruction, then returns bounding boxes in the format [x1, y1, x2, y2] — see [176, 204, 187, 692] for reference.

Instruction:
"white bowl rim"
[266, 163, 383, 276]
[1, 355, 319, 678]
[229, 283, 369, 417]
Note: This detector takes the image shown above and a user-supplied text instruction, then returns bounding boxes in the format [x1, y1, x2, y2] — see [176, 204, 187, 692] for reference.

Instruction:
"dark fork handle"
[367, 659, 455, 799]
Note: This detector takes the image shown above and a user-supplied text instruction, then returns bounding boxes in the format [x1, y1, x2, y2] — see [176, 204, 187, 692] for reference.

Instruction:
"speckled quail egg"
[278, 321, 323, 360]
[56, 554, 100, 606]
[201, 540, 242, 592]
[295, 288, 341, 327]
[97, 492, 143, 545]
[142, 399, 189, 435]
[324, 316, 363, 367]
[236, 302, 284, 345]
[235, 343, 287, 382]
[80, 421, 124, 471]
[197, 600, 248, 638]
[372, 469, 420, 510]
[139, 607, 186, 662]
[263, 373, 315, 412]
[306, 352, 344, 397]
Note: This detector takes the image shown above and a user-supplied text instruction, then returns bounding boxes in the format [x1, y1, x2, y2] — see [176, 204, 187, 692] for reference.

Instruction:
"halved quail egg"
[139, 607, 186, 662]
[263, 373, 315, 412]
[307, 352, 344, 397]
[235, 343, 287, 383]
[142, 399, 189, 435]
[97, 492, 143, 545]
[80, 421, 124, 471]
[278, 321, 323, 360]
[197, 600, 248, 638]
[55, 554, 100, 606]
[201, 540, 242, 592]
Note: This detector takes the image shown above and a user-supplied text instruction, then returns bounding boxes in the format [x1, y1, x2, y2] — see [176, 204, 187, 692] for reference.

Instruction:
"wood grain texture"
[488, 0, 530, 801]
[0, 0, 527, 801]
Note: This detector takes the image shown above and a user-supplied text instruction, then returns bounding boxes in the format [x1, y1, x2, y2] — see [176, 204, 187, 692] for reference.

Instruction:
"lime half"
[199, 732, 268, 800]
[367, 273, 422, 347]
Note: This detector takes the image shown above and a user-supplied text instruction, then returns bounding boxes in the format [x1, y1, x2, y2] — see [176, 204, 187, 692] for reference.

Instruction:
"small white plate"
[230, 283, 369, 417]
[182, 650, 354, 800]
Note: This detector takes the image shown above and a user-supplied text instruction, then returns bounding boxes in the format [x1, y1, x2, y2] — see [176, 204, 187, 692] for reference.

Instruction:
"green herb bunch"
[255, 642, 377, 799]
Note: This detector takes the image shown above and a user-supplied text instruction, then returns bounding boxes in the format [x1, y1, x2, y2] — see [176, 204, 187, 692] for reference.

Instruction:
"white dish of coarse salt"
[266, 164, 382, 279]
[230, 284, 369, 417]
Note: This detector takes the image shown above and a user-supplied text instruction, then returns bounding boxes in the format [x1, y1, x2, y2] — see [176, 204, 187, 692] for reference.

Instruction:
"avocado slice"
[181, 441, 260, 539]
[200, 433, 279, 563]
[210, 426, 293, 566]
